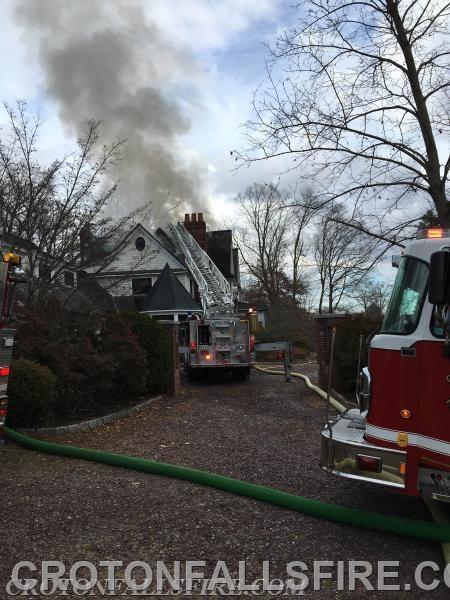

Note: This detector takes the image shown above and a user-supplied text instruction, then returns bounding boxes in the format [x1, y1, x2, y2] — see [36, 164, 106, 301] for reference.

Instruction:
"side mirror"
[429, 251, 450, 304]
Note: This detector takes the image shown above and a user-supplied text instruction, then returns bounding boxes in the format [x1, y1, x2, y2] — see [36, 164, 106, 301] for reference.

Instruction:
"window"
[132, 278, 152, 295]
[135, 237, 146, 251]
[382, 256, 428, 335]
[64, 271, 75, 287]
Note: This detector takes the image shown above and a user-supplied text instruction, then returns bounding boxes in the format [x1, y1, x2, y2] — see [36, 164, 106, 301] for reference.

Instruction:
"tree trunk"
[388, 0, 448, 224]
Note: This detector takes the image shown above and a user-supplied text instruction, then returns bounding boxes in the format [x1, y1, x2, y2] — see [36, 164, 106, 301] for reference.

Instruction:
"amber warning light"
[427, 228, 444, 238]
[417, 228, 450, 239]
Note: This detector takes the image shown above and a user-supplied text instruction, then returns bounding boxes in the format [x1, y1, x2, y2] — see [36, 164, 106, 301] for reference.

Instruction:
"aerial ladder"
[168, 221, 234, 311]
[168, 222, 254, 380]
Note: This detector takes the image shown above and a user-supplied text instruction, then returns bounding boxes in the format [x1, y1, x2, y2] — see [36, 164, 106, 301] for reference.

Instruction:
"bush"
[15, 302, 116, 412]
[259, 300, 316, 351]
[16, 303, 149, 412]
[120, 311, 171, 393]
[100, 314, 148, 402]
[7, 359, 56, 428]
[333, 313, 383, 395]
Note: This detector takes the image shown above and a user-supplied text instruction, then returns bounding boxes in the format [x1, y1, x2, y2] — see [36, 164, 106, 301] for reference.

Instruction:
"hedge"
[120, 311, 171, 393]
[333, 314, 384, 395]
[7, 359, 57, 428]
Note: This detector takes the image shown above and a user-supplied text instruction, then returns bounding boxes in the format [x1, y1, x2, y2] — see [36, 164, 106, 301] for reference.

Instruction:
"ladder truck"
[169, 222, 256, 381]
[321, 228, 450, 502]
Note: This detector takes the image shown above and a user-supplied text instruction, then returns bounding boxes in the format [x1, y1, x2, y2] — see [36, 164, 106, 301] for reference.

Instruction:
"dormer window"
[135, 237, 146, 251]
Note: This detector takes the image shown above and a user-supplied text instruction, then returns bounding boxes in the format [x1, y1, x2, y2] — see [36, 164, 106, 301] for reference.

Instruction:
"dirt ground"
[1, 368, 448, 599]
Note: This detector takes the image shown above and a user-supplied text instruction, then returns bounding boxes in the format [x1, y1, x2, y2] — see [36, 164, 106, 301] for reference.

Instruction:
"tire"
[232, 369, 242, 381]
[232, 368, 249, 381]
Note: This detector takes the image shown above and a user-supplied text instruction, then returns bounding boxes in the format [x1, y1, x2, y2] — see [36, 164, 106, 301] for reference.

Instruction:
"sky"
[0, 0, 406, 298]
[0, 0, 299, 225]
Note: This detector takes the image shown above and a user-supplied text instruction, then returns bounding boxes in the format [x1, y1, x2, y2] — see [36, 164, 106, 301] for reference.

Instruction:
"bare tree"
[237, 0, 449, 228]
[314, 204, 386, 313]
[235, 183, 291, 304]
[0, 101, 145, 306]
[352, 278, 391, 315]
[289, 185, 317, 304]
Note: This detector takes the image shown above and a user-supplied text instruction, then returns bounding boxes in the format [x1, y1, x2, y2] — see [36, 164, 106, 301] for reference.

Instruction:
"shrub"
[259, 300, 316, 351]
[333, 313, 383, 395]
[15, 302, 116, 412]
[7, 359, 56, 428]
[100, 314, 148, 401]
[120, 311, 171, 393]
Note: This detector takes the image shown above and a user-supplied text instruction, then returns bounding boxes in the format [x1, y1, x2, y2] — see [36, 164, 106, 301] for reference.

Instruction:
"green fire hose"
[5, 425, 450, 544]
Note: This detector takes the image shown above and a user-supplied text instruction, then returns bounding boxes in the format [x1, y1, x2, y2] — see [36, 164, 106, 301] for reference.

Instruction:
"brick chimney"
[184, 212, 207, 250]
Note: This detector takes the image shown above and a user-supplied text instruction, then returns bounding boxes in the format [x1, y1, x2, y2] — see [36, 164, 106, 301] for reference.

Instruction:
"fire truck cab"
[321, 229, 450, 502]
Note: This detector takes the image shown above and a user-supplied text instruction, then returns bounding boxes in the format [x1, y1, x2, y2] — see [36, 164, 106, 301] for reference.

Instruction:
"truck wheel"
[232, 369, 242, 381]
[233, 368, 249, 381]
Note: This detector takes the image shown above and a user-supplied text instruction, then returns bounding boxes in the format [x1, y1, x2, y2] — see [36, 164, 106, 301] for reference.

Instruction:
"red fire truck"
[180, 306, 257, 381]
[0, 252, 24, 442]
[321, 228, 450, 502]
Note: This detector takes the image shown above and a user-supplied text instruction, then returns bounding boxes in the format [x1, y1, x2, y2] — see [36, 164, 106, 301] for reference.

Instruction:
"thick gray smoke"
[16, 0, 209, 226]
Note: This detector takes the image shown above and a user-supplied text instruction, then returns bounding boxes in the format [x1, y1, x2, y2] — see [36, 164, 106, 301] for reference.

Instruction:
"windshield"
[382, 256, 428, 335]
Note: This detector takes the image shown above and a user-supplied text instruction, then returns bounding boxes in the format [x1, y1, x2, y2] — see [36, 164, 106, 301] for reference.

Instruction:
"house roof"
[86, 223, 188, 274]
[142, 263, 201, 313]
[50, 271, 117, 314]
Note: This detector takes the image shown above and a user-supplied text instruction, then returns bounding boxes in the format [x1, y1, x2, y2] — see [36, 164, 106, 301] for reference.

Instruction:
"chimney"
[184, 212, 207, 251]
[79, 224, 93, 265]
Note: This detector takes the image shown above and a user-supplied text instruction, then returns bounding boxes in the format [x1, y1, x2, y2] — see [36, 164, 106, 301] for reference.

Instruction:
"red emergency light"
[357, 454, 382, 473]
[0, 366, 10, 377]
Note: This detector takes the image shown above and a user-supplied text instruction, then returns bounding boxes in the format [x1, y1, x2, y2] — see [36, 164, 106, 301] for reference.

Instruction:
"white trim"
[366, 423, 450, 456]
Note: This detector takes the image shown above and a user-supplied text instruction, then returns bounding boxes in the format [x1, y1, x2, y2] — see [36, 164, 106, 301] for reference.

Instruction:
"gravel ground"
[1, 368, 448, 599]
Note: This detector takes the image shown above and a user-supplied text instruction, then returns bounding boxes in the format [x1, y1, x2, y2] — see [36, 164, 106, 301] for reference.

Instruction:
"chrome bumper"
[320, 410, 406, 489]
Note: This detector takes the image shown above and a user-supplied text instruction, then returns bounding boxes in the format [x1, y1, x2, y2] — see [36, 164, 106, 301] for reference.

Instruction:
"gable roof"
[88, 223, 189, 274]
[142, 263, 201, 313]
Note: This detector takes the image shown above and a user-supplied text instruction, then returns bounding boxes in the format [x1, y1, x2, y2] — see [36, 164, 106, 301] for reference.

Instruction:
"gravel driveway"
[1, 368, 448, 598]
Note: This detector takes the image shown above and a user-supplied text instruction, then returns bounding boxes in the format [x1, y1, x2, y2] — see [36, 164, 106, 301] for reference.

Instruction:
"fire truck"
[169, 221, 256, 381]
[180, 306, 256, 381]
[321, 228, 450, 502]
[0, 251, 24, 442]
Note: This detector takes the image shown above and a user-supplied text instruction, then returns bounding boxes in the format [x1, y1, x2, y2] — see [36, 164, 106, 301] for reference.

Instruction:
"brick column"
[315, 314, 347, 390]
[166, 324, 180, 397]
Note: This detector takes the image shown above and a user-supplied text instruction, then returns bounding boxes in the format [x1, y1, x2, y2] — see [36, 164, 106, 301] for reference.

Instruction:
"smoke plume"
[16, 0, 209, 226]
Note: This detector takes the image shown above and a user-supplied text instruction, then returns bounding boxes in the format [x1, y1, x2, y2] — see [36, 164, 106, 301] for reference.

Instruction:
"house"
[83, 214, 243, 319]
[1, 212, 245, 320]
[0, 231, 92, 313]
[82, 223, 199, 314]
